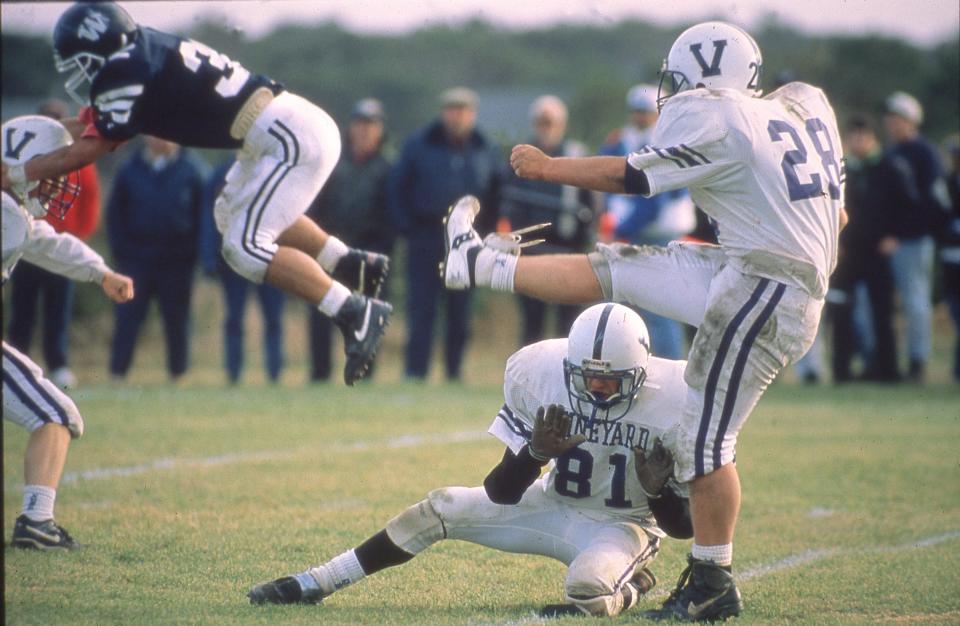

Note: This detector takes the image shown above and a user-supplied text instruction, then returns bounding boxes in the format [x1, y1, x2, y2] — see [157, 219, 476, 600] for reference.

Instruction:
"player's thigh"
[2, 342, 83, 438]
[672, 268, 822, 480]
[592, 241, 725, 327]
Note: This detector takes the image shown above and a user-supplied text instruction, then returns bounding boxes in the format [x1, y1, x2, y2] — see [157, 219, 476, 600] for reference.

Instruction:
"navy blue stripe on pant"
[2, 344, 68, 425]
[710, 282, 786, 471]
[694, 278, 770, 478]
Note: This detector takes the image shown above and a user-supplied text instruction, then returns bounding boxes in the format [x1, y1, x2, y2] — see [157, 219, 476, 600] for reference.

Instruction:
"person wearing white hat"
[883, 91, 951, 382]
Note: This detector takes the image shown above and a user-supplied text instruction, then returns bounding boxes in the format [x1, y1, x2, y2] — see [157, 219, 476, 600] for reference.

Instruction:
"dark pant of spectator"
[518, 295, 580, 346]
[828, 254, 899, 383]
[945, 290, 960, 382]
[7, 263, 74, 371]
[220, 266, 284, 384]
[110, 257, 195, 379]
[404, 229, 471, 380]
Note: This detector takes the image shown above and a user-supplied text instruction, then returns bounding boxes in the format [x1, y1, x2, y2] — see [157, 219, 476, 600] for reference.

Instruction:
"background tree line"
[4, 17, 958, 147]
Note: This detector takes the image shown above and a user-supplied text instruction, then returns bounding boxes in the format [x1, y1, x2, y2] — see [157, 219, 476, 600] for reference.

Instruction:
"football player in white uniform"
[441, 22, 846, 621]
[3, 115, 134, 549]
[249, 304, 692, 618]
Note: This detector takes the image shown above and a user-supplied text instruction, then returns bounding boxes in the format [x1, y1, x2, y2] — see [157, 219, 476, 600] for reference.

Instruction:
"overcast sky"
[2, 0, 958, 45]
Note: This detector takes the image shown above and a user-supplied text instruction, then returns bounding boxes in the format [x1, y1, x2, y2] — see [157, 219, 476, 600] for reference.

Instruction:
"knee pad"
[220, 236, 273, 284]
[384, 497, 445, 555]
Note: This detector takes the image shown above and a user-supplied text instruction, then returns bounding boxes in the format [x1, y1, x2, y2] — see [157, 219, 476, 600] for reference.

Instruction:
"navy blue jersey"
[89, 27, 282, 149]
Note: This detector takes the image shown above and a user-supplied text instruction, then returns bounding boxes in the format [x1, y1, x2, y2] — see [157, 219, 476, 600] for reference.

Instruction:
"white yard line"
[57, 430, 489, 485]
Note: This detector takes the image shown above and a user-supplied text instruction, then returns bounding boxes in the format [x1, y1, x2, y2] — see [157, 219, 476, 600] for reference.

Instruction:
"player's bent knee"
[220, 239, 270, 284]
[384, 497, 445, 555]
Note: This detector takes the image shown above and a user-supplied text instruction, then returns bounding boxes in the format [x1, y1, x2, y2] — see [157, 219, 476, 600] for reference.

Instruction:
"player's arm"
[22, 136, 119, 184]
[634, 438, 693, 539]
[484, 404, 586, 505]
[511, 145, 649, 194]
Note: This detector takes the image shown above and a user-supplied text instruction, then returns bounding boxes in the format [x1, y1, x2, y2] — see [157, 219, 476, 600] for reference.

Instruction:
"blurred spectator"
[6, 98, 101, 390]
[199, 159, 286, 385]
[827, 116, 902, 383]
[940, 138, 960, 382]
[388, 87, 502, 381]
[306, 98, 393, 382]
[883, 92, 952, 382]
[598, 84, 693, 359]
[107, 137, 207, 381]
[500, 95, 598, 345]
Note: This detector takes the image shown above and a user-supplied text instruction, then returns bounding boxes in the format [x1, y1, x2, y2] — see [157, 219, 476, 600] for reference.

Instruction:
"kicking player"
[249, 303, 693, 618]
[442, 22, 847, 621]
[0, 1, 389, 385]
[3, 115, 134, 549]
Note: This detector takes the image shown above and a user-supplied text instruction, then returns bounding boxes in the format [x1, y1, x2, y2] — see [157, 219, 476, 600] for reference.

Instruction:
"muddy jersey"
[488, 338, 688, 527]
[627, 82, 844, 299]
[89, 27, 281, 148]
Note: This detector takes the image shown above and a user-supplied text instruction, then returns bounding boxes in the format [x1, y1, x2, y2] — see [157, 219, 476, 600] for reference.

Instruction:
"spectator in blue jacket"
[883, 92, 952, 383]
[598, 85, 693, 360]
[199, 159, 286, 385]
[107, 137, 207, 381]
[388, 87, 502, 381]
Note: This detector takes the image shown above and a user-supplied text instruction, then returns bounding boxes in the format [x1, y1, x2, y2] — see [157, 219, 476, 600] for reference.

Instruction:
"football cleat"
[539, 603, 589, 618]
[248, 573, 325, 605]
[631, 565, 658, 595]
[644, 555, 742, 622]
[10, 514, 81, 550]
[332, 249, 390, 299]
[440, 195, 482, 289]
[334, 293, 392, 386]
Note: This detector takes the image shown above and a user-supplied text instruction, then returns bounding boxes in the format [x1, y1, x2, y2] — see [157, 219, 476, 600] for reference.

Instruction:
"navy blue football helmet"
[53, 2, 138, 104]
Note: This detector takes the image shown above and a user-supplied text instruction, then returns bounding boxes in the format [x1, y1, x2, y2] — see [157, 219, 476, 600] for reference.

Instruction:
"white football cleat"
[440, 195, 482, 289]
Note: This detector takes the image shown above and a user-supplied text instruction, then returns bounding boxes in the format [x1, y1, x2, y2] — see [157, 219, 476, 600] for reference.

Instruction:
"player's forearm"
[483, 447, 546, 505]
[24, 137, 114, 183]
[542, 156, 627, 193]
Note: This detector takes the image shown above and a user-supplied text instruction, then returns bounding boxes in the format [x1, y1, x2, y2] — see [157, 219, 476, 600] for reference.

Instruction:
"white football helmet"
[2, 115, 81, 218]
[658, 21, 763, 109]
[563, 303, 650, 424]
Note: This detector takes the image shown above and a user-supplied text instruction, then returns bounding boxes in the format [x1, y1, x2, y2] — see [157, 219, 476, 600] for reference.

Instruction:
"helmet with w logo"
[658, 21, 763, 110]
[53, 2, 138, 105]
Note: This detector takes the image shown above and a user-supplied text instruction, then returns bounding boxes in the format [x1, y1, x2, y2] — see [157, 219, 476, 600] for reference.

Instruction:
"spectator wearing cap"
[499, 95, 599, 345]
[388, 86, 503, 381]
[305, 98, 394, 382]
[596, 84, 695, 360]
[6, 98, 102, 390]
[882, 91, 952, 382]
[199, 158, 287, 385]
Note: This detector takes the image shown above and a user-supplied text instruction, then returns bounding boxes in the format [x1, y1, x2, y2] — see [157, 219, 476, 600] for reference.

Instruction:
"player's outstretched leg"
[643, 555, 742, 622]
[333, 293, 392, 385]
[11, 514, 81, 550]
[332, 249, 390, 299]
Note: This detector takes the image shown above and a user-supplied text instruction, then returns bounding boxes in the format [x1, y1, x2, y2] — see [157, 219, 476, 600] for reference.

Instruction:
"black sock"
[354, 529, 415, 575]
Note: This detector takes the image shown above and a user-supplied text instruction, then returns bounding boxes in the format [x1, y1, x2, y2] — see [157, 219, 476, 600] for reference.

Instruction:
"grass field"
[4, 375, 959, 624]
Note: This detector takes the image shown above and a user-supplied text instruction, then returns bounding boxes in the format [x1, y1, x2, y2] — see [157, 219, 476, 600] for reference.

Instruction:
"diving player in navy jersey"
[1, 1, 389, 385]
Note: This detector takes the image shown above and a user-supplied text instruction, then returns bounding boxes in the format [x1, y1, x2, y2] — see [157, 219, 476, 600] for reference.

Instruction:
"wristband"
[527, 444, 551, 463]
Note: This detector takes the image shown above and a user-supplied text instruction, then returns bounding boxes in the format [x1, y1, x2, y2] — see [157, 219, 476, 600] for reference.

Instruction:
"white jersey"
[2, 191, 109, 285]
[627, 82, 843, 299]
[488, 338, 688, 529]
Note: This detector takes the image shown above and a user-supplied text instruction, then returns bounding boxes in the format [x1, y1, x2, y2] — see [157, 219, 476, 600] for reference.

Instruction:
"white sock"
[474, 248, 518, 292]
[22, 485, 56, 521]
[308, 549, 366, 595]
[316, 236, 350, 272]
[692, 543, 733, 567]
[317, 281, 351, 317]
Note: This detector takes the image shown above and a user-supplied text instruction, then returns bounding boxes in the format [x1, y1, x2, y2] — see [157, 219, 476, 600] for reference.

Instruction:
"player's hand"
[510, 144, 550, 181]
[529, 404, 587, 461]
[633, 437, 674, 498]
[101, 272, 134, 303]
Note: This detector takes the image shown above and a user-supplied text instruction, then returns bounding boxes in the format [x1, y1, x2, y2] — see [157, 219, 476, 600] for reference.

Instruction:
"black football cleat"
[332, 249, 390, 299]
[248, 574, 325, 605]
[334, 293, 392, 385]
[10, 514, 81, 550]
[644, 555, 742, 622]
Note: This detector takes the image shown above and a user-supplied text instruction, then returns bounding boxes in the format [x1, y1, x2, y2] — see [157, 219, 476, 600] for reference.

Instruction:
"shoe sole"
[439, 197, 480, 287]
[11, 537, 76, 550]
